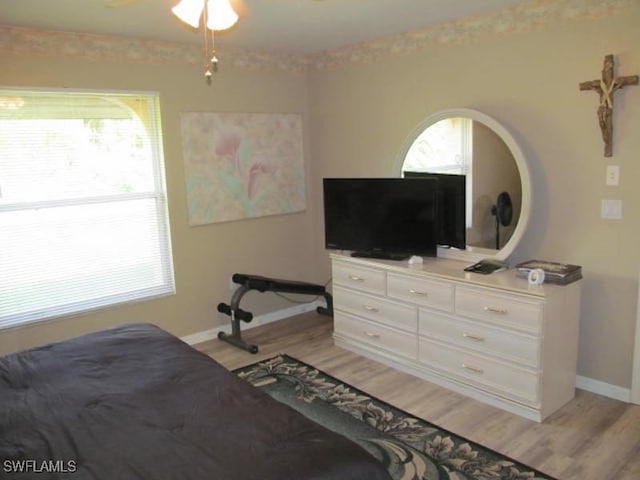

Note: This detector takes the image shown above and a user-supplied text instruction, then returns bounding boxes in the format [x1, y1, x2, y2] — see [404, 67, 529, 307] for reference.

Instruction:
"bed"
[0, 323, 391, 480]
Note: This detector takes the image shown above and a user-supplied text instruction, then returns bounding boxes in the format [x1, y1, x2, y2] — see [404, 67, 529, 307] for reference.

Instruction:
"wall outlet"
[606, 165, 620, 186]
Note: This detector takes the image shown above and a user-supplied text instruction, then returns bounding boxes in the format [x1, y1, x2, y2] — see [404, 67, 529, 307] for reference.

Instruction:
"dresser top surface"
[330, 252, 579, 298]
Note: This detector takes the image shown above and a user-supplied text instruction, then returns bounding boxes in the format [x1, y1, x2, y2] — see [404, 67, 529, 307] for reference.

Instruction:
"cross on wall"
[579, 54, 638, 157]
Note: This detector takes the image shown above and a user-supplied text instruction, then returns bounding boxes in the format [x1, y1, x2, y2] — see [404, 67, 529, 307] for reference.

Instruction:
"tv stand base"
[351, 251, 411, 261]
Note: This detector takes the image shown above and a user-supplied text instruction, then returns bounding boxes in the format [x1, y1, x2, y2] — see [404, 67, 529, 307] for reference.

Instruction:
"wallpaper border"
[0, 0, 633, 73]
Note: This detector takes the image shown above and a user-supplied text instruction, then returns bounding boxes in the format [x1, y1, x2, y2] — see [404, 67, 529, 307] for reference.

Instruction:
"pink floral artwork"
[180, 112, 306, 225]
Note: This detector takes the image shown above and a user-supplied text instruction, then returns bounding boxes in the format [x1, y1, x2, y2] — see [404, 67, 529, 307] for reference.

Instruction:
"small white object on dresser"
[331, 253, 582, 422]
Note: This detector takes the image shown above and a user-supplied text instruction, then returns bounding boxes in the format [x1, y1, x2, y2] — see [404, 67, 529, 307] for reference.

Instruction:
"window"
[0, 89, 174, 329]
[402, 116, 473, 227]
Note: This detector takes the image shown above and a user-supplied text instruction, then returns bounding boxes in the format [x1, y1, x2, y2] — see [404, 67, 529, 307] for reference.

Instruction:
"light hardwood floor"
[196, 312, 640, 480]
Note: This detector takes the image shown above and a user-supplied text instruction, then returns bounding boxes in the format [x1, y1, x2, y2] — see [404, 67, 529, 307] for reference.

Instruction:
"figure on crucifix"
[579, 54, 638, 157]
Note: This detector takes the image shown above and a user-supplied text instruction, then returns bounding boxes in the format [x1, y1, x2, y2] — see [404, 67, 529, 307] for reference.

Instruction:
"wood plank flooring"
[196, 312, 640, 480]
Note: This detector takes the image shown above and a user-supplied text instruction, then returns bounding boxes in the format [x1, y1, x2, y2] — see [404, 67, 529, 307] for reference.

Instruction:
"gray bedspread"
[0, 323, 391, 480]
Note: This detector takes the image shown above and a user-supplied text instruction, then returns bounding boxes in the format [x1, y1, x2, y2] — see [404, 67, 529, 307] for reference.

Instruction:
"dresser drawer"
[335, 312, 418, 360]
[387, 272, 454, 312]
[334, 286, 417, 333]
[418, 309, 540, 367]
[332, 260, 386, 295]
[419, 338, 539, 404]
[455, 286, 543, 334]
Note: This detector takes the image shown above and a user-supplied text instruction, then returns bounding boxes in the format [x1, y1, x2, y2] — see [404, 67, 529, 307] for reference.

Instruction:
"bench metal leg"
[217, 284, 259, 354]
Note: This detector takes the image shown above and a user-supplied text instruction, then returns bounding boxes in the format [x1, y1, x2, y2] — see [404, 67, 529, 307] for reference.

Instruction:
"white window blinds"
[0, 89, 175, 329]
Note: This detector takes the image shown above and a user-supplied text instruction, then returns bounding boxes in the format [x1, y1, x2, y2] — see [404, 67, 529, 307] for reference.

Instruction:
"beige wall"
[309, 2, 640, 389]
[0, 41, 319, 354]
[1, 0, 639, 392]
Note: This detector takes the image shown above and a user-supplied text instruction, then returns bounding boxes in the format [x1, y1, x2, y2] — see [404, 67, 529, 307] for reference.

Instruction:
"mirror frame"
[396, 108, 531, 262]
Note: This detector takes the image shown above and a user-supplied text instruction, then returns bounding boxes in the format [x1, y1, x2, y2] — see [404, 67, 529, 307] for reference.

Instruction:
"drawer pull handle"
[364, 331, 381, 339]
[462, 363, 484, 374]
[348, 275, 365, 282]
[363, 305, 379, 313]
[462, 332, 485, 342]
[484, 306, 507, 314]
[408, 289, 428, 296]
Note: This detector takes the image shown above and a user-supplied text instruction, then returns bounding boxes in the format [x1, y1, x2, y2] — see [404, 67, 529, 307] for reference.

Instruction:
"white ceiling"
[0, 0, 534, 55]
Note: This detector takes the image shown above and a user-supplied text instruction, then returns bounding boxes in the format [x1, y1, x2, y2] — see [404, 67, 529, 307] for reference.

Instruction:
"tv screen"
[323, 178, 438, 260]
[403, 171, 466, 250]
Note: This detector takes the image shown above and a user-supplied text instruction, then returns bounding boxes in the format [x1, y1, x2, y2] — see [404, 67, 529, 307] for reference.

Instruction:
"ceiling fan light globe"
[172, 0, 205, 29]
[206, 0, 239, 31]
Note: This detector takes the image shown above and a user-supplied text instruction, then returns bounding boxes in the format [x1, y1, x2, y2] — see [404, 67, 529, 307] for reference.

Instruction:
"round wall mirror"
[396, 108, 531, 262]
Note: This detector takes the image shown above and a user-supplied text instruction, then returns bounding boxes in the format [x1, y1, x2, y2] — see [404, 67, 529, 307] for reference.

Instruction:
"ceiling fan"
[105, 0, 248, 80]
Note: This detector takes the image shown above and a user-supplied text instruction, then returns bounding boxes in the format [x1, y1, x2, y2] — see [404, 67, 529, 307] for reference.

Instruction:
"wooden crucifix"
[579, 54, 638, 157]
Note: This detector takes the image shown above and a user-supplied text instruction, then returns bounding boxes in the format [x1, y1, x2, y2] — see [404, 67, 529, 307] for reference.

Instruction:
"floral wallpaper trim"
[0, 0, 633, 73]
[0, 26, 311, 74]
[311, 0, 635, 70]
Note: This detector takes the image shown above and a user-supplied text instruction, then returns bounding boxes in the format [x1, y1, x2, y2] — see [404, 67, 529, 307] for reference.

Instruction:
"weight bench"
[217, 273, 333, 353]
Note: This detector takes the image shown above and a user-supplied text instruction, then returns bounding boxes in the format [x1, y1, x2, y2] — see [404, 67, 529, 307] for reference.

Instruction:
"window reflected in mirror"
[403, 117, 473, 229]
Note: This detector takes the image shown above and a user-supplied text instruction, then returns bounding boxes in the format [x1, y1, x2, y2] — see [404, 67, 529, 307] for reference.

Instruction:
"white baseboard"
[576, 375, 631, 403]
[181, 300, 323, 346]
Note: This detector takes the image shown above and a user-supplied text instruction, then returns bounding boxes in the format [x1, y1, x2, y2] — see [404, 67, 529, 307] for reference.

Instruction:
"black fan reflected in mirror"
[491, 191, 512, 249]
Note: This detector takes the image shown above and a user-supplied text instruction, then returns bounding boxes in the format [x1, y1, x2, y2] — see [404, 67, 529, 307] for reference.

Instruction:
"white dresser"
[331, 253, 581, 422]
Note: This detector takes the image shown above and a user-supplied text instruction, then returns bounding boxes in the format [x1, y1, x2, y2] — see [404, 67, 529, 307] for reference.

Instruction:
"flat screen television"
[323, 177, 438, 260]
[403, 171, 466, 250]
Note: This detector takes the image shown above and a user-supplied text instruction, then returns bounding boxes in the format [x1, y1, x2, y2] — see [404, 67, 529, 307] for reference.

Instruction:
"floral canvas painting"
[180, 112, 306, 225]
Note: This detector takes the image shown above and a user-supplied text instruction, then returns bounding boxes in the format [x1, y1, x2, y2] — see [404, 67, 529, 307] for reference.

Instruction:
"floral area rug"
[234, 355, 556, 480]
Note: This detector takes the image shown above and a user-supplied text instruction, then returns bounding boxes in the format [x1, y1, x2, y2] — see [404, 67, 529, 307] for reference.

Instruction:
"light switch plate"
[601, 199, 623, 219]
